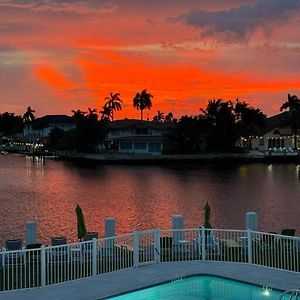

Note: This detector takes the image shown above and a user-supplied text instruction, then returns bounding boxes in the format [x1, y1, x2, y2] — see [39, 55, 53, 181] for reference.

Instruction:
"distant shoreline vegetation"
[0, 93, 300, 155]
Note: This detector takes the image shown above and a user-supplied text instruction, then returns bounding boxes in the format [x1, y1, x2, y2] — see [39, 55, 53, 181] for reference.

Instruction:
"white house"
[23, 115, 77, 140]
[250, 112, 297, 152]
[106, 119, 173, 154]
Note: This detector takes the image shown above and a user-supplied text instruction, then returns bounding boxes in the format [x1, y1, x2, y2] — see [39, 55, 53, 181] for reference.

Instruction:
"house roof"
[36, 115, 76, 125]
[108, 119, 174, 130]
[258, 112, 290, 135]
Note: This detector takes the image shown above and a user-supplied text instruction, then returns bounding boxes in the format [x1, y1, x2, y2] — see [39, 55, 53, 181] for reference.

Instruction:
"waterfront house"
[249, 112, 296, 152]
[0, 136, 10, 146]
[105, 119, 173, 154]
[23, 115, 76, 140]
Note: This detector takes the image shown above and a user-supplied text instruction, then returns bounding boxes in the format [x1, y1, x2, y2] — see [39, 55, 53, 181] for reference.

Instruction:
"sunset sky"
[0, 0, 300, 119]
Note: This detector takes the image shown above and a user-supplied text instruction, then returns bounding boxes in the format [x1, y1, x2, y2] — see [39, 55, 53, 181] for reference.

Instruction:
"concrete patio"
[1, 261, 299, 300]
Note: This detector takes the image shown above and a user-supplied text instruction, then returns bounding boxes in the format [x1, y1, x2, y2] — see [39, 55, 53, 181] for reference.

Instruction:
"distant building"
[105, 119, 173, 154]
[250, 112, 296, 152]
[0, 136, 10, 147]
[23, 115, 77, 140]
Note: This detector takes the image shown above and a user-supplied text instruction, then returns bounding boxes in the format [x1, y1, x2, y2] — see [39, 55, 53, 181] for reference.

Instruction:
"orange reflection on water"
[0, 155, 300, 245]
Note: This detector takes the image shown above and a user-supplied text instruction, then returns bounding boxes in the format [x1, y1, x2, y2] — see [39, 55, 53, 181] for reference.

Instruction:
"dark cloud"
[0, 0, 250, 14]
[180, 0, 300, 41]
[0, 0, 114, 13]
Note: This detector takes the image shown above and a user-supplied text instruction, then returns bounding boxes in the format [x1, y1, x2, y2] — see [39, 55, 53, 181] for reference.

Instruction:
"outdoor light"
[262, 285, 272, 297]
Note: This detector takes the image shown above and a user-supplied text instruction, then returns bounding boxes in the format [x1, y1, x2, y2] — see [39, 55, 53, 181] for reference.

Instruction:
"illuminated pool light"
[262, 285, 272, 297]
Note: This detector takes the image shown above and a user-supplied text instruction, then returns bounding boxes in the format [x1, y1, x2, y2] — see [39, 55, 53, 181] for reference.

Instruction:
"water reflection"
[0, 155, 299, 245]
[295, 164, 300, 179]
[25, 156, 45, 175]
[110, 276, 282, 300]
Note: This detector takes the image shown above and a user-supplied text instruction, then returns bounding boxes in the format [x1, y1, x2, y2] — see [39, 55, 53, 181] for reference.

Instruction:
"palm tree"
[0, 112, 24, 136]
[87, 108, 98, 121]
[153, 110, 164, 122]
[71, 109, 87, 121]
[23, 106, 36, 123]
[133, 89, 153, 120]
[234, 99, 266, 148]
[100, 106, 113, 121]
[165, 112, 174, 123]
[200, 99, 236, 150]
[104, 92, 122, 121]
[280, 94, 300, 150]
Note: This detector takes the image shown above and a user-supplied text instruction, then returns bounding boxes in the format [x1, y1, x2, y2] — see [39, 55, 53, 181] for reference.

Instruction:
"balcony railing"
[0, 228, 299, 291]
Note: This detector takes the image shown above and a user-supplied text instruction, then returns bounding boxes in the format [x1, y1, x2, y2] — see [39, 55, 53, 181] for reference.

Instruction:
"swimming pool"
[103, 276, 286, 299]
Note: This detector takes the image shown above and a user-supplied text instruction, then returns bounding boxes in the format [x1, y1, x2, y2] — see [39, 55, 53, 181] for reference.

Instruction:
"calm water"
[0, 154, 299, 245]
[104, 276, 283, 300]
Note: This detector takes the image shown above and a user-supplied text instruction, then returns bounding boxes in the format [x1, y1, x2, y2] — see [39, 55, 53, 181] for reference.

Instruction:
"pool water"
[104, 276, 286, 300]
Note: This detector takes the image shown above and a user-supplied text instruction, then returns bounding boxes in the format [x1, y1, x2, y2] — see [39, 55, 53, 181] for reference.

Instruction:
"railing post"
[133, 231, 139, 267]
[92, 238, 97, 276]
[40, 245, 46, 287]
[201, 226, 206, 261]
[2, 248, 5, 267]
[247, 229, 252, 264]
[154, 229, 160, 263]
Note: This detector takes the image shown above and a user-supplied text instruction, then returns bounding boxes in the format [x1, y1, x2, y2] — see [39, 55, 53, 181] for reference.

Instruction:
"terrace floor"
[1, 261, 300, 300]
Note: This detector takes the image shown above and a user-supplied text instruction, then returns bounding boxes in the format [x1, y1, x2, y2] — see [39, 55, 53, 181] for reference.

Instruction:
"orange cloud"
[34, 65, 79, 98]
[1, 1, 300, 117]
[74, 48, 300, 118]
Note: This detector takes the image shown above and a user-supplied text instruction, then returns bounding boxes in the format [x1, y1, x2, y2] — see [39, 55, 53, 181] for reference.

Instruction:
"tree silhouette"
[280, 94, 300, 150]
[164, 112, 174, 123]
[100, 106, 113, 121]
[200, 99, 236, 150]
[71, 109, 87, 122]
[0, 112, 24, 136]
[87, 108, 98, 121]
[23, 107, 36, 123]
[167, 115, 204, 153]
[234, 99, 266, 147]
[168, 99, 266, 153]
[55, 107, 109, 153]
[133, 89, 153, 120]
[153, 110, 164, 122]
[104, 92, 122, 121]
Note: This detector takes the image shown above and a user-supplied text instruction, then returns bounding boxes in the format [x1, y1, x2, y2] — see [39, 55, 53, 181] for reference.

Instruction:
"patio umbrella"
[75, 204, 87, 240]
[203, 202, 212, 229]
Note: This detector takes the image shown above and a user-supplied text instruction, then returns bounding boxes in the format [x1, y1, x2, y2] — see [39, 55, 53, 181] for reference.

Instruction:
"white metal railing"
[0, 228, 299, 291]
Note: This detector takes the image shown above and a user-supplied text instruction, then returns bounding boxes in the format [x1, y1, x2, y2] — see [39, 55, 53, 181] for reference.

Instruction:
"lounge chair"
[159, 237, 172, 261]
[80, 234, 99, 262]
[49, 236, 68, 262]
[83, 232, 98, 241]
[281, 229, 296, 236]
[194, 232, 220, 255]
[82, 233, 98, 253]
[5, 239, 22, 251]
[51, 236, 67, 246]
[25, 243, 42, 250]
[8, 241, 42, 250]
[2, 239, 25, 266]
[81, 233, 99, 257]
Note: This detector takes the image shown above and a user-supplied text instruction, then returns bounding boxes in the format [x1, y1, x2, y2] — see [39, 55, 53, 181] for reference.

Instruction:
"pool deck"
[1, 262, 300, 300]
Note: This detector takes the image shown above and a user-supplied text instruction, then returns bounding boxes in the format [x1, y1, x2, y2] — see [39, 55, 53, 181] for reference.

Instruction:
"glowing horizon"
[1, 0, 300, 119]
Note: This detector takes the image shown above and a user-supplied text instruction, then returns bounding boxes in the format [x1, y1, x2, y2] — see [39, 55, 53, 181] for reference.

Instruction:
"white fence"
[0, 228, 299, 291]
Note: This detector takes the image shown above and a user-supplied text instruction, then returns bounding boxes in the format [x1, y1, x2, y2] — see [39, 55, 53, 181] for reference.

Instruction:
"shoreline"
[4, 151, 300, 164]
[56, 152, 300, 164]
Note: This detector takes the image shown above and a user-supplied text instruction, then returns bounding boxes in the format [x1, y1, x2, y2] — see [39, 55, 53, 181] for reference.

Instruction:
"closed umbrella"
[203, 202, 212, 229]
[75, 204, 87, 240]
